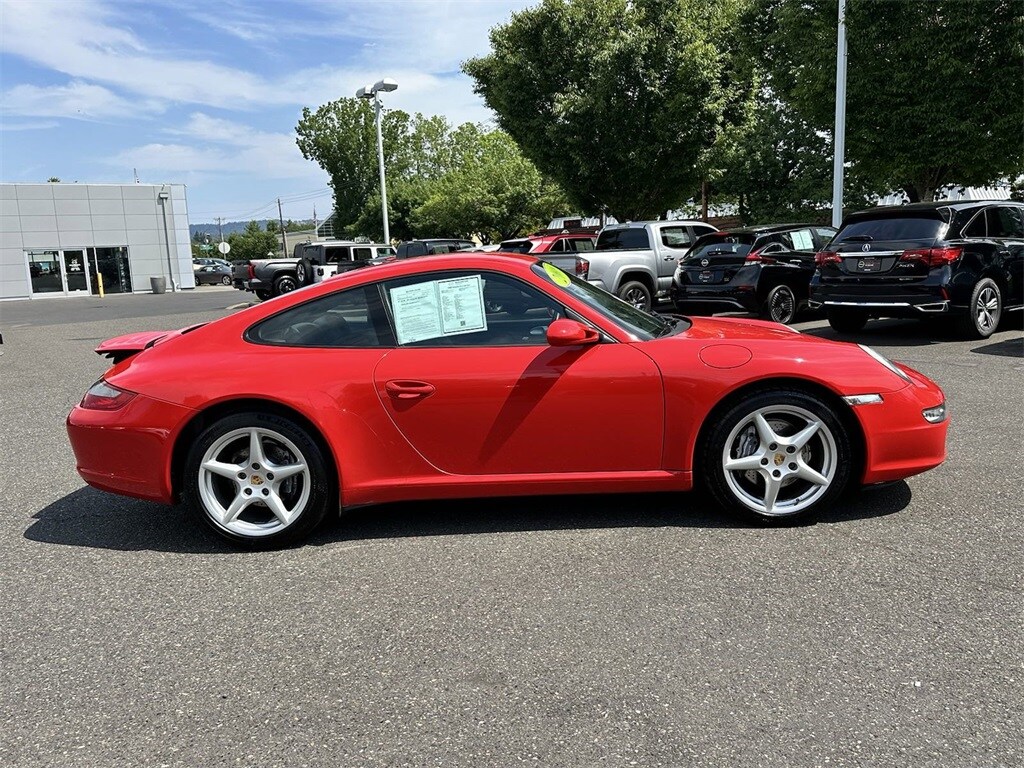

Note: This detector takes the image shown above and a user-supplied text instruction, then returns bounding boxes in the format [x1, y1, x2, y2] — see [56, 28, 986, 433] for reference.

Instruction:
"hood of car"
[679, 315, 811, 342]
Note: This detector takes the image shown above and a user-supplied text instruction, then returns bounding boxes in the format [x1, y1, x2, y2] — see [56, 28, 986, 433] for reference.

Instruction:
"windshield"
[531, 262, 683, 340]
[499, 240, 534, 254]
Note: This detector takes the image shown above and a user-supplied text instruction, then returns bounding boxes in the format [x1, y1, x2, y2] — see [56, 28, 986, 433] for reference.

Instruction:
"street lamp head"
[373, 78, 398, 93]
[356, 84, 374, 99]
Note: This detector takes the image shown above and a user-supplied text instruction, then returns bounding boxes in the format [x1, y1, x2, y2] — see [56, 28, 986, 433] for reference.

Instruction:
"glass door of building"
[26, 249, 92, 296]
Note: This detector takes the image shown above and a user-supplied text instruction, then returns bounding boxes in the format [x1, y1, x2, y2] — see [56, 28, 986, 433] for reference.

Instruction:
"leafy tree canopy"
[464, 0, 752, 221]
[748, 0, 1024, 202]
[226, 221, 280, 262]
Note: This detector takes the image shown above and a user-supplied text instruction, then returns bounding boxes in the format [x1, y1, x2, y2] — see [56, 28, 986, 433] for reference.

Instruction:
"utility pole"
[831, 0, 848, 228]
[217, 217, 223, 243]
[313, 205, 318, 241]
[277, 198, 288, 257]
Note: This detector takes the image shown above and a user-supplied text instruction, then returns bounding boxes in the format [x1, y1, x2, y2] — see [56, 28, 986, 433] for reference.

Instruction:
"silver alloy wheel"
[622, 286, 650, 309]
[198, 427, 311, 537]
[975, 285, 1000, 333]
[768, 286, 796, 323]
[721, 404, 837, 517]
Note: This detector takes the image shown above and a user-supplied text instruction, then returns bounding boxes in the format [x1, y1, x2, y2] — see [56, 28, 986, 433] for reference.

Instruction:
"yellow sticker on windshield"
[542, 261, 571, 287]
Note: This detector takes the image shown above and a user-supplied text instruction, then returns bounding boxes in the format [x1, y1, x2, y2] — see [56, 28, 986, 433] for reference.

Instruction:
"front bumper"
[853, 364, 948, 484]
[67, 393, 196, 504]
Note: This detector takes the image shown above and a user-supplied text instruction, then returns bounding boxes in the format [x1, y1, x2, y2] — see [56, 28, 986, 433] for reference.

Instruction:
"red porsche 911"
[67, 253, 948, 547]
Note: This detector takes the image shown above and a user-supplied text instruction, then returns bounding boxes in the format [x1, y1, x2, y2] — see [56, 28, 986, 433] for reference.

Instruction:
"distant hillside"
[190, 219, 315, 238]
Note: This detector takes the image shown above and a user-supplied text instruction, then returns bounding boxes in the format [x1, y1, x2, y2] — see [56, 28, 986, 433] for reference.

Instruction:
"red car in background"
[498, 233, 596, 255]
[67, 253, 948, 548]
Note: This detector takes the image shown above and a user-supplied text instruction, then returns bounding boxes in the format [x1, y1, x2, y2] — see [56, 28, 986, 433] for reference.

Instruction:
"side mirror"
[546, 318, 601, 347]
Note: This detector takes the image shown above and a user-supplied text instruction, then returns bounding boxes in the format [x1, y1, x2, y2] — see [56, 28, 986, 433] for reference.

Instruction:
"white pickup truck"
[575, 220, 718, 310]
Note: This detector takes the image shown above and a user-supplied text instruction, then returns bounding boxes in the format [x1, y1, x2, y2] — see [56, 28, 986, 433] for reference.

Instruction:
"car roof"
[845, 200, 1022, 222]
[712, 223, 827, 236]
[603, 220, 709, 229]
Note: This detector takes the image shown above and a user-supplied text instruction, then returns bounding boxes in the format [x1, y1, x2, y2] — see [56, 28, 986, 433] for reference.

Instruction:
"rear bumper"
[854, 365, 948, 484]
[67, 394, 196, 504]
[809, 277, 956, 316]
[671, 267, 762, 313]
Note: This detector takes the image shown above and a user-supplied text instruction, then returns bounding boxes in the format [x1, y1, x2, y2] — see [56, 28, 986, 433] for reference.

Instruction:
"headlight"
[859, 345, 911, 383]
[922, 403, 947, 423]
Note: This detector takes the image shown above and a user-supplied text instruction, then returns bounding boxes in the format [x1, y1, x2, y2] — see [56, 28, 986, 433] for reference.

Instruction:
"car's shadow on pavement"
[25, 482, 913, 554]
[971, 336, 1023, 358]
[799, 317, 960, 347]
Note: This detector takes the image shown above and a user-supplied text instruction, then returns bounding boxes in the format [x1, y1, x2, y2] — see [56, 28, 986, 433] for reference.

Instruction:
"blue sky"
[0, 0, 531, 223]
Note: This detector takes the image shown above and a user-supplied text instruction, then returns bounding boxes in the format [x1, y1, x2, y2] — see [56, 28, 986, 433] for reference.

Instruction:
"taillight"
[745, 249, 776, 264]
[574, 256, 590, 279]
[247, 264, 255, 279]
[81, 380, 136, 411]
[900, 247, 962, 268]
[815, 251, 841, 267]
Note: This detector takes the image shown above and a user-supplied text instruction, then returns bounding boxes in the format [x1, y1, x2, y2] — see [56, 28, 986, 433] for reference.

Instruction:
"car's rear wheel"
[618, 280, 652, 311]
[703, 390, 851, 522]
[255, 290, 272, 301]
[183, 412, 332, 548]
[763, 284, 798, 324]
[826, 308, 868, 334]
[956, 278, 1001, 339]
[273, 274, 298, 296]
[220, 275, 231, 285]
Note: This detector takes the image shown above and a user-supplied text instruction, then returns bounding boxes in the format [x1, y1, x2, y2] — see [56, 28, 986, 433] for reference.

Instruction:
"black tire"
[955, 277, 1001, 339]
[182, 411, 333, 548]
[296, 258, 314, 286]
[255, 290, 272, 301]
[702, 389, 852, 523]
[826, 308, 868, 334]
[220, 275, 231, 285]
[273, 274, 298, 297]
[617, 280, 652, 311]
[762, 284, 798, 324]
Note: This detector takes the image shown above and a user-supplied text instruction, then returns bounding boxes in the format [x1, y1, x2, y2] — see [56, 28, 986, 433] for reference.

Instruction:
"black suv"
[809, 201, 1024, 338]
[395, 239, 475, 258]
[671, 224, 837, 323]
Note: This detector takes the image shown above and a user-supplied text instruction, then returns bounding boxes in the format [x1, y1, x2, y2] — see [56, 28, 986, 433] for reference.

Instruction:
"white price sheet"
[390, 275, 487, 345]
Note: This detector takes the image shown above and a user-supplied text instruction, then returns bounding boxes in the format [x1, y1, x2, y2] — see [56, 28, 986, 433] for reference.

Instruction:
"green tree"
[226, 221, 280, 262]
[749, 0, 1024, 202]
[415, 131, 570, 240]
[464, 0, 752, 221]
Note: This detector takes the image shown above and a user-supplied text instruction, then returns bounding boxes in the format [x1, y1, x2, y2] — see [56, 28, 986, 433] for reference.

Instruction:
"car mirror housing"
[546, 318, 601, 347]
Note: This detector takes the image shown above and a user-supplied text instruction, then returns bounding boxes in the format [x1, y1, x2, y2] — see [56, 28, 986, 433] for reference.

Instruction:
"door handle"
[385, 380, 436, 400]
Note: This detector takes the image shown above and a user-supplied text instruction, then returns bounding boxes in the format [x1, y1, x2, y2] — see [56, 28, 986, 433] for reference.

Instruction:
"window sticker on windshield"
[390, 275, 487, 344]
[542, 261, 571, 287]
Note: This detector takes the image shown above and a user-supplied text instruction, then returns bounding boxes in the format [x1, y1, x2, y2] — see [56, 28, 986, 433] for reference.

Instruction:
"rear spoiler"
[94, 323, 206, 363]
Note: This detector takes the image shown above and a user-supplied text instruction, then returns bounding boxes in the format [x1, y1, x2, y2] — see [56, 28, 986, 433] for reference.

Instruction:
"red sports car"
[67, 254, 948, 547]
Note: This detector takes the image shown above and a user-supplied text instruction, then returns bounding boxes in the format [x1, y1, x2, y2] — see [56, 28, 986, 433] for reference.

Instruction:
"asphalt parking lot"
[1, 287, 1021, 767]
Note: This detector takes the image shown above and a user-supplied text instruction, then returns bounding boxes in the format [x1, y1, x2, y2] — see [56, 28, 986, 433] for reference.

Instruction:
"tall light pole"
[831, 0, 848, 228]
[356, 78, 398, 245]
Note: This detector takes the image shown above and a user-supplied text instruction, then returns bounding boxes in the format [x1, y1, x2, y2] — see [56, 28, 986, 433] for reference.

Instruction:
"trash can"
[150, 276, 167, 294]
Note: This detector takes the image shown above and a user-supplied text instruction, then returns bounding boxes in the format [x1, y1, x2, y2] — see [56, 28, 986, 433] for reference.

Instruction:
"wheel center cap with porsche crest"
[774, 454, 785, 466]
[250, 475, 264, 486]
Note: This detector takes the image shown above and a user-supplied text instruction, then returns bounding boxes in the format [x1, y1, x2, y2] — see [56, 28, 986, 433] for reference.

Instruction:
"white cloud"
[0, 0, 527, 122]
[0, 120, 60, 131]
[0, 80, 163, 120]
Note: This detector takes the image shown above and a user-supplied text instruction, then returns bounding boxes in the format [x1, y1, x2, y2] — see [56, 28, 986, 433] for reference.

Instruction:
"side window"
[411, 243, 427, 257]
[570, 238, 595, 252]
[987, 207, 1024, 238]
[596, 227, 650, 250]
[788, 228, 816, 251]
[963, 211, 987, 239]
[352, 247, 373, 261]
[383, 271, 564, 347]
[689, 225, 717, 240]
[659, 226, 693, 250]
[548, 239, 565, 253]
[246, 285, 394, 348]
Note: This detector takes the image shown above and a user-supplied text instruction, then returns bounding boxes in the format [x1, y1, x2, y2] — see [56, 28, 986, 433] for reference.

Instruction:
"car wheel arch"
[690, 377, 866, 483]
[617, 270, 655, 295]
[170, 398, 340, 507]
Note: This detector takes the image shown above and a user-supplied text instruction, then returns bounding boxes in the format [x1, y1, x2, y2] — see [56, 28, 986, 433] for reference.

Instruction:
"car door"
[657, 225, 694, 282]
[372, 269, 665, 476]
[987, 206, 1024, 305]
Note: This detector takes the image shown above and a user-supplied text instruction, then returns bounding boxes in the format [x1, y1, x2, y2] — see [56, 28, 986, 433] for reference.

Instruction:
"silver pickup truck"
[559, 220, 717, 310]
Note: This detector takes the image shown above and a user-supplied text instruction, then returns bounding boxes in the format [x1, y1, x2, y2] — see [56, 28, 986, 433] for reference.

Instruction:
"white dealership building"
[0, 182, 195, 300]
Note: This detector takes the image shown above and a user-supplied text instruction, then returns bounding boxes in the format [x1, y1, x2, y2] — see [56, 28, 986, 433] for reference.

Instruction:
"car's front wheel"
[702, 390, 851, 522]
[956, 278, 1001, 339]
[182, 412, 333, 547]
